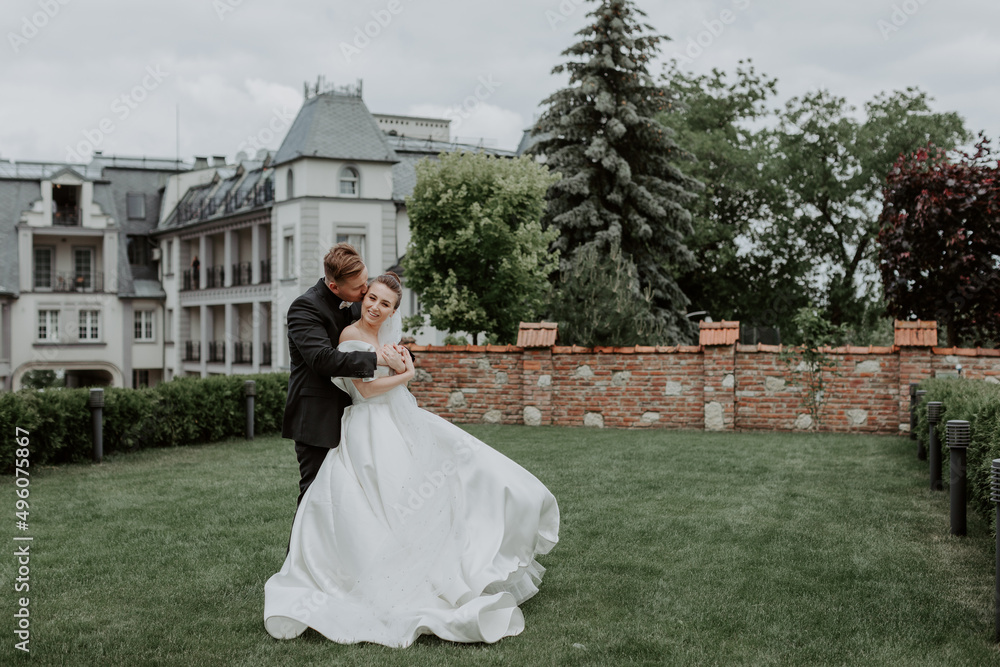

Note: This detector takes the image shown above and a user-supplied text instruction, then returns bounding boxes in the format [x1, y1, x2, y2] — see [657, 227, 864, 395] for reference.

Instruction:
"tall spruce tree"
[533, 0, 699, 344]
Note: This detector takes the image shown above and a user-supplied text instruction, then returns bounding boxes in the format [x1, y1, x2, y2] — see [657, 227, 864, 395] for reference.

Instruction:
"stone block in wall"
[705, 401, 724, 431]
[447, 391, 466, 408]
[846, 409, 868, 426]
[584, 412, 604, 428]
[794, 413, 813, 430]
[523, 406, 542, 426]
[855, 360, 880, 374]
[640, 411, 660, 424]
[482, 410, 502, 424]
[612, 371, 631, 386]
[764, 376, 785, 392]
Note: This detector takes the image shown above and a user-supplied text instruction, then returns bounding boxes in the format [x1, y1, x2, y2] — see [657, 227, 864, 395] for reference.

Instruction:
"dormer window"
[339, 166, 359, 197]
[52, 183, 80, 226]
[127, 193, 146, 220]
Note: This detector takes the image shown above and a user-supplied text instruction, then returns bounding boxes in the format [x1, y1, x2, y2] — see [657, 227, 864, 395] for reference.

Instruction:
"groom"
[282, 242, 389, 506]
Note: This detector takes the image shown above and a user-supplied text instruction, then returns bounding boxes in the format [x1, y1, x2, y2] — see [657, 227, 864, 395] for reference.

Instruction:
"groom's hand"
[375, 346, 389, 368]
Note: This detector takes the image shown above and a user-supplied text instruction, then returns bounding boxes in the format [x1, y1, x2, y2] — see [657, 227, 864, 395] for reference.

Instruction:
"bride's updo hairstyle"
[373, 272, 402, 309]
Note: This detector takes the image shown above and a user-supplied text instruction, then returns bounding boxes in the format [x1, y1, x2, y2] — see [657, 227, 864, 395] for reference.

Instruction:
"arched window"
[286, 169, 294, 199]
[339, 166, 359, 197]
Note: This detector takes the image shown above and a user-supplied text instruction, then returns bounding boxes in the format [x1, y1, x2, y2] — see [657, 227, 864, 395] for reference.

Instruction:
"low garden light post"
[915, 389, 928, 460]
[88, 388, 104, 463]
[991, 458, 1000, 642]
[909, 383, 919, 443]
[927, 401, 943, 490]
[244, 380, 256, 440]
[947, 420, 970, 537]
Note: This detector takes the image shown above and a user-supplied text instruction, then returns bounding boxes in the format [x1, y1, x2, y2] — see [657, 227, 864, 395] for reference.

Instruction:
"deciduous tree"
[403, 152, 558, 344]
[878, 137, 1000, 346]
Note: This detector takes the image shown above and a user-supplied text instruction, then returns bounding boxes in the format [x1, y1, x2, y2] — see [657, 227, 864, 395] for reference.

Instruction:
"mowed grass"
[2, 426, 999, 666]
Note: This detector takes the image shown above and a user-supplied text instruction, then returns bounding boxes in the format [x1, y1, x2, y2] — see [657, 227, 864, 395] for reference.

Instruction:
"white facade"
[0, 99, 483, 391]
[6, 166, 169, 390]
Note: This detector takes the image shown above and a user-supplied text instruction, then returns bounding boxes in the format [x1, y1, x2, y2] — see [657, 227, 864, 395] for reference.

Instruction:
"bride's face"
[361, 282, 398, 327]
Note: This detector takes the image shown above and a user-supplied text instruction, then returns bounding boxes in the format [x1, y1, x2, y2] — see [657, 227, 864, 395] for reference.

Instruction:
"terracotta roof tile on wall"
[894, 320, 938, 347]
[699, 320, 740, 346]
[516, 322, 558, 348]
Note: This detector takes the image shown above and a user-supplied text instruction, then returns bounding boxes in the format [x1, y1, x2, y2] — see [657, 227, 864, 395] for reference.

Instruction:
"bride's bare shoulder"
[339, 324, 363, 344]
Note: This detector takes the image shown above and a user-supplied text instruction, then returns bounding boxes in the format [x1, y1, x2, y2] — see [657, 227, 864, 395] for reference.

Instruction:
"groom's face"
[329, 267, 369, 302]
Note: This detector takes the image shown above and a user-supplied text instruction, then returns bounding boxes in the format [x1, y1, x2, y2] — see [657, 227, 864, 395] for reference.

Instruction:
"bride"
[264, 272, 559, 647]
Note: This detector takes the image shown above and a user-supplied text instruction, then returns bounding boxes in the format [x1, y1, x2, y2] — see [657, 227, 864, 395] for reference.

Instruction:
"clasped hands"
[376, 344, 412, 374]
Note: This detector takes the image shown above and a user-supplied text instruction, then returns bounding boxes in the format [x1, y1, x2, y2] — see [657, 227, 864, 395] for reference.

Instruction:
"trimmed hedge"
[0, 372, 289, 472]
[914, 377, 1000, 526]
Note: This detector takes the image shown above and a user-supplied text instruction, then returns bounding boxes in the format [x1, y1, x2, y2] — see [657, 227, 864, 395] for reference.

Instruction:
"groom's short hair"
[324, 243, 366, 285]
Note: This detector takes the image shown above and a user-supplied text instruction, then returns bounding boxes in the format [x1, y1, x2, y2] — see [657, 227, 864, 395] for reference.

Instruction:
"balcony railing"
[208, 340, 225, 363]
[234, 340, 253, 364]
[53, 207, 80, 226]
[34, 271, 104, 292]
[206, 266, 225, 288]
[183, 261, 270, 290]
[232, 262, 252, 286]
[182, 268, 199, 291]
[184, 340, 200, 362]
[261, 341, 272, 366]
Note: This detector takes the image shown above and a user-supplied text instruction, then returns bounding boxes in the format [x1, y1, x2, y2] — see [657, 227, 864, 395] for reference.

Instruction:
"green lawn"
[2, 427, 998, 666]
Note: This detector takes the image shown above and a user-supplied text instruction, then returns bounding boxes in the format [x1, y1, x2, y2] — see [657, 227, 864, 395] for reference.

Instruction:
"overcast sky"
[2, 0, 998, 164]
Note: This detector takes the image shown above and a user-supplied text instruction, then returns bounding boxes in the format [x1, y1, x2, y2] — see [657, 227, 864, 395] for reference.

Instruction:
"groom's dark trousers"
[282, 278, 377, 538]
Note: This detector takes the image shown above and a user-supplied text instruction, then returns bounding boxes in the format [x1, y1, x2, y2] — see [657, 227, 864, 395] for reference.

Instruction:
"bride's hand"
[382, 344, 405, 373]
[401, 347, 415, 375]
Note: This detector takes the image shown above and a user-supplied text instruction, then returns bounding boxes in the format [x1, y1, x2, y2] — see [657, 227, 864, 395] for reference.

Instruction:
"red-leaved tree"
[878, 136, 1000, 346]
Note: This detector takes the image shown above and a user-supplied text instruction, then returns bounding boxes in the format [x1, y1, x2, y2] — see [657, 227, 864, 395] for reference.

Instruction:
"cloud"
[407, 102, 525, 152]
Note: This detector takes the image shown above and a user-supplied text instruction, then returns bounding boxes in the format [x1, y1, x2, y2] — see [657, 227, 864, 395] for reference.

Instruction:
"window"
[339, 166, 359, 197]
[74, 247, 94, 289]
[286, 169, 294, 199]
[127, 235, 150, 266]
[127, 193, 146, 220]
[283, 233, 295, 279]
[336, 232, 366, 261]
[135, 310, 155, 341]
[38, 310, 58, 341]
[33, 247, 53, 289]
[165, 240, 173, 275]
[133, 369, 150, 388]
[79, 310, 100, 340]
[165, 308, 174, 342]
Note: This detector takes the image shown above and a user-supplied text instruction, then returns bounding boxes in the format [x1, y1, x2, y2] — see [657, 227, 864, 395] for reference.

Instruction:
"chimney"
[212, 155, 227, 167]
[193, 156, 209, 170]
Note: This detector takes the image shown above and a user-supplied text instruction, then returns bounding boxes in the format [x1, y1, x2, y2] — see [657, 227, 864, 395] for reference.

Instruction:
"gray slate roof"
[0, 155, 187, 299]
[273, 92, 399, 166]
[515, 127, 550, 156]
[0, 180, 42, 297]
[385, 135, 517, 201]
[128, 279, 166, 299]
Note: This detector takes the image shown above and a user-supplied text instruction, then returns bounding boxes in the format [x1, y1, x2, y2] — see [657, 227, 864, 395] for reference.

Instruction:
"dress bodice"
[333, 340, 392, 402]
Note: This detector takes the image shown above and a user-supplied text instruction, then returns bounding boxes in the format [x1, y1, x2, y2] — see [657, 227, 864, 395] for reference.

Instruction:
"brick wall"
[405, 324, 1000, 434]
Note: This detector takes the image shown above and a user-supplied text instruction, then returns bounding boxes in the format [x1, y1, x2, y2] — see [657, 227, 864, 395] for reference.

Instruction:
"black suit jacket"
[281, 278, 377, 448]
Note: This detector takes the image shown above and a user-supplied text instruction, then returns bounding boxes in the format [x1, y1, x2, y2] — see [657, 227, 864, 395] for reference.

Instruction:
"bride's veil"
[378, 310, 403, 346]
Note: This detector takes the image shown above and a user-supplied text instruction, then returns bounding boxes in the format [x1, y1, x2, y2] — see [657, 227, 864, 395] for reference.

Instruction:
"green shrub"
[914, 377, 1000, 526]
[0, 373, 289, 471]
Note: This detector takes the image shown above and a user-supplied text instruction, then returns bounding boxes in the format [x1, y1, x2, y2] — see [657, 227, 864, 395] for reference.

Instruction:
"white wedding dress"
[264, 340, 559, 647]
